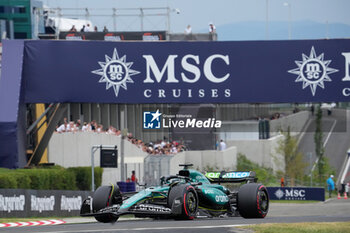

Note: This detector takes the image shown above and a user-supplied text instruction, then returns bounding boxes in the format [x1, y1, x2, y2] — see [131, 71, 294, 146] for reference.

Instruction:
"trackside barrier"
[267, 187, 325, 201]
[0, 189, 92, 218]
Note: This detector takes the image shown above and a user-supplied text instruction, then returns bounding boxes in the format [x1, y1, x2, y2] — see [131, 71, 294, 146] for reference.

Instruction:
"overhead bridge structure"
[1, 39, 350, 168]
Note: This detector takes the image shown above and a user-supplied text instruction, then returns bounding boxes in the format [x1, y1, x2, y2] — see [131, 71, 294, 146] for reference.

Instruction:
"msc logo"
[143, 109, 162, 129]
[92, 48, 140, 97]
[288, 46, 338, 96]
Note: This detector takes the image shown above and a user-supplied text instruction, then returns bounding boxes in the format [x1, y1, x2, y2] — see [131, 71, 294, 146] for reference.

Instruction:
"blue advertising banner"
[19, 39, 350, 104]
[267, 187, 325, 201]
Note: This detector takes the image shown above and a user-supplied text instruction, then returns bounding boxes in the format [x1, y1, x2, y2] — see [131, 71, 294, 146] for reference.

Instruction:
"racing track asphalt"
[2, 198, 350, 233]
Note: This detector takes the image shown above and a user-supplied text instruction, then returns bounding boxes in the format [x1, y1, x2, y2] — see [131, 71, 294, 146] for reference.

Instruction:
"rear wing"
[205, 171, 257, 183]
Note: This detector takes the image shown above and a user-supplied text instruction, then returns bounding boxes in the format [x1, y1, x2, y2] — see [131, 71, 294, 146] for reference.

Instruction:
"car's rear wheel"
[92, 185, 121, 223]
[237, 183, 269, 218]
[168, 184, 198, 220]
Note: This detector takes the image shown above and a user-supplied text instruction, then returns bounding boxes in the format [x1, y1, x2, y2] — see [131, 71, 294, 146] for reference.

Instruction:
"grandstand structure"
[3, 1, 350, 185]
[0, 0, 276, 167]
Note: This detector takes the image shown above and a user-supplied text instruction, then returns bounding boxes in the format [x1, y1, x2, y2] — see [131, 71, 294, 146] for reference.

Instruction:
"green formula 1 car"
[80, 164, 269, 222]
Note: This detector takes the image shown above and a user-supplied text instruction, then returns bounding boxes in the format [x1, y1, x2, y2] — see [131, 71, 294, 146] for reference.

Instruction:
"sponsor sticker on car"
[205, 172, 250, 179]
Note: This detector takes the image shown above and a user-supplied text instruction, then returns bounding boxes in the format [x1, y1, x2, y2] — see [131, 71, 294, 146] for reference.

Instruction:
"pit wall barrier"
[0, 189, 92, 218]
[267, 187, 325, 201]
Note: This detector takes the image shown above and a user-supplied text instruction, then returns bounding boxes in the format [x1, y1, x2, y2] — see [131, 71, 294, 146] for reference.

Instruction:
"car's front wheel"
[92, 185, 121, 223]
[168, 184, 198, 220]
[237, 183, 269, 218]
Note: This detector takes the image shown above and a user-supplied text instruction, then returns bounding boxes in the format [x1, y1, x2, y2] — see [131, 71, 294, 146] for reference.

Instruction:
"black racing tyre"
[237, 183, 269, 218]
[168, 184, 198, 220]
[92, 185, 121, 223]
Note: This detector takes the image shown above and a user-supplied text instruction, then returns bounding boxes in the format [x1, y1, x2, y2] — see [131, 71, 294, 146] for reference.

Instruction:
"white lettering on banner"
[342, 52, 350, 81]
[204, 54, 230, 83]
[212, 89, 218, 98]
[144, 89, 151, 98]
[181, 55, 201, 83]
[225, 89, 231, 97]
[60, 196, 82, 212]
[31, 195, 55, 213]
[143, 55, 179, 83]
[199, 89, 205, 97]
[188, 89, 192, 98]
[285, 189, 306, 199]
[0, 195, 25, 213]
[343, 88, 350, 96]
[143, 54, 230, 84]
[173, 89, 181, 98]
[158, 89, 166, 98]
[143, 88, 231, 99]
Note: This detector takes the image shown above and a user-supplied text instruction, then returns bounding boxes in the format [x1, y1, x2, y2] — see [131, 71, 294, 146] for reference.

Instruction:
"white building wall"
[48, 132, 147, 186]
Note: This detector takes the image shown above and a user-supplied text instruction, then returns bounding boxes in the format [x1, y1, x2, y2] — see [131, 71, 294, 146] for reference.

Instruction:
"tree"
[276, 127, 307, 186]
[314, 105, 325, 182]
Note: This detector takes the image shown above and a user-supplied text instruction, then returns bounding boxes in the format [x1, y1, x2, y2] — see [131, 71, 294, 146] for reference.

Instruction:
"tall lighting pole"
[283, 2, 292, 40]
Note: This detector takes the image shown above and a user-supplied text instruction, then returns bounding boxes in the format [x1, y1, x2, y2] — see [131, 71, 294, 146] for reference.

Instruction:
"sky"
[42, 0, 350, 37]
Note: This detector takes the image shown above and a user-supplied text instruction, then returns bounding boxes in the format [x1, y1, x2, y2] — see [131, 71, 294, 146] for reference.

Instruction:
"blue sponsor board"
[267, 187, 325, 201]
[2, 39, 349, 104]
[2, 39, 350, 169]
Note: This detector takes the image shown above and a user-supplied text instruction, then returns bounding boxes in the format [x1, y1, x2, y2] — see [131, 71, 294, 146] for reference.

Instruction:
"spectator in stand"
[56, 121, 68, 133]
[67, 121, 78, 133]
[103, 26, 108, 32]
[209, 22, 216, 33]
[76, 119, 82, 130]
[81, 122, 91, 132]
[219, 139, 226, 151]
[94, 26, 98, 32]
[69, 25, 77, 32]
[80, 25, 85, 32]
[184, 25, 192, 34]
[115, 129, 121, 136]
[171, 145, 178, 154]
[107, 125, 116, 135]
[91, 120, 97, 131]
[85, 23, 92, 32]
[96, 124, 104, 133]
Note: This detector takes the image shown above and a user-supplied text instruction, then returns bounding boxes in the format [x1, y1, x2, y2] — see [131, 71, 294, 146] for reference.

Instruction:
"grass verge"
[239, 222, 350, 233]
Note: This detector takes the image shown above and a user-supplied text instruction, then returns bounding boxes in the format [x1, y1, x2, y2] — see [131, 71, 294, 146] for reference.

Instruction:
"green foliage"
[314, 105, 324, 159]
[276, 127, 307, 185]
[237, 153, 278, 186]
[311, 156, 336, 187]
[0, 166, 103, 190]
[314, 105, 325, 180]
[67, 167, 103, 190]
[11, 172, 31, 189]
[0, 173, 18, 189]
